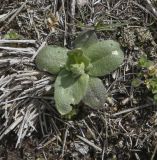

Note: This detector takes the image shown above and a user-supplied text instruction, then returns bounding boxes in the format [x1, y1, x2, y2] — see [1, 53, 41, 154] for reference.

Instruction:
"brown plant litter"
[0, 0, 157, 159]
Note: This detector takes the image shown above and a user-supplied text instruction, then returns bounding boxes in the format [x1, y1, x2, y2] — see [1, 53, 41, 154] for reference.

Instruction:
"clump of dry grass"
[0, 0, 157, 159]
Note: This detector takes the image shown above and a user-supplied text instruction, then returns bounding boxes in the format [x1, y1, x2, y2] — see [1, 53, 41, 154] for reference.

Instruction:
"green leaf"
[148, 78, 157, 94]
[66, 48, 90, 68]
[35, 45, 68, 74]
[74, 30, 98, 49]
[83, 77, 107, 109]
[138, 55, 154, 68]
[131, 78, 142, 87]
[154, 94, 157, 103]
[62, 107, 79, 119]
[94, 21, 127, 31]
[84, 40, 124, 76]
[69, 63, 86, 76]
[3, 30, 23, 39]
[66, 48, 91, 76]
[54, 70, 89, 115]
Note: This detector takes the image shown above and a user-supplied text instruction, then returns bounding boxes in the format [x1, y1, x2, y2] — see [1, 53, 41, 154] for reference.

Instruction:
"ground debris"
[0, 0, 157, 159]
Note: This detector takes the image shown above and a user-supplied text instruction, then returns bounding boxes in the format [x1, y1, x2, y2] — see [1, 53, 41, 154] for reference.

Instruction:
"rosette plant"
[35, 30, 124, 115]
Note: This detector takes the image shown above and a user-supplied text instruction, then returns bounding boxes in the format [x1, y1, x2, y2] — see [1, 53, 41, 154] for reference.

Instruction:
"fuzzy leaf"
[66, 48, 91, 75]
[54, 70, 89, 115]
[83, 77, 107, 109]
[84, 40, 124, 76]
[35, 45, 68, 74]
[74, 30, 98, 49]
[66, 48, 90, 68]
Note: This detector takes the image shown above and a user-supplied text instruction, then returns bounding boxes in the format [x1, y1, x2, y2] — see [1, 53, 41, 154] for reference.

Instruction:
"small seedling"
[132, 54, 157, 103]
[35, 30, 124, 115]
[3, 29, 23, 39]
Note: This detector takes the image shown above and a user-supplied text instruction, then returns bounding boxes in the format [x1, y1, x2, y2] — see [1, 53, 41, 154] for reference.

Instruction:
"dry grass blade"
[16, 104, 38, 148]
[0, 0, 28, 31]
[0, 39, 36, 44]
[32, 41, 46, 60]
[0, 0, 157, 159]
[61, 126, 69, 157]
[112, 103, 154, 117]
[0, 10, 17, 22]
[0, 41, 52, 147]
[151, 142, 157, 160]
[0, 116, 23, 140]
[77, 135, 102, 152]
[0, 46, 35, 55]
[145, 0, 157, 18]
